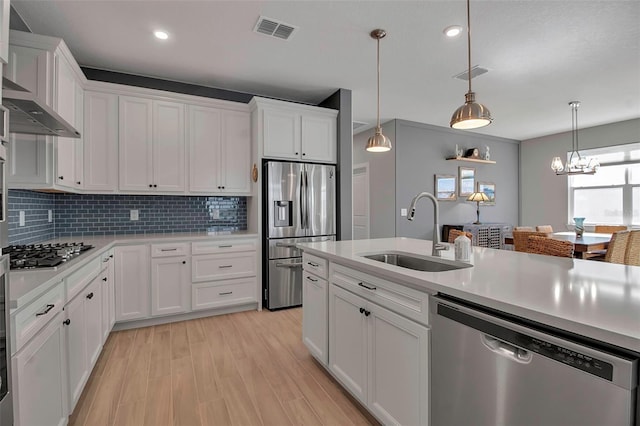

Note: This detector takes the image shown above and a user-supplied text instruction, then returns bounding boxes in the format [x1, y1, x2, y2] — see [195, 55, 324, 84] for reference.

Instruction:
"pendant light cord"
[376, 36, 381, 129]
[466, 0, 472, 94]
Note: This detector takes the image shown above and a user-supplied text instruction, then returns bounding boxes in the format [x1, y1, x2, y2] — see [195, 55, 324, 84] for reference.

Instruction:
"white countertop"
[299, 237, 640, 352]
[8, 231, 258, 312]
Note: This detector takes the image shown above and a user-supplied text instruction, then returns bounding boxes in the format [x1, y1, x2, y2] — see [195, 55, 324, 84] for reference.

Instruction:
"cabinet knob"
[302, 153, 306, 156]
[86, 292, 94, 300]
[149, 184, 153, 188]
[58, 176, 64, 180]
[295, 152, 299, 155]
[364, 310, 371, 317]
[76, 181, 81, 185]
[63, 319, 71, 326]
[221, 186, 225, 189]
[102, 277, 108, 282]
[359, 307, 365, 314]
[109, 254, 114, 258]
[154, 184, 158, 188]
[182, 260, 186, 264]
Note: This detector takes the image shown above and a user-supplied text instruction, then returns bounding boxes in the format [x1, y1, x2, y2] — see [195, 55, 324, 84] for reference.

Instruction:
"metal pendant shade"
[450, 0, 493, 130]
[366, 29, 392, 152]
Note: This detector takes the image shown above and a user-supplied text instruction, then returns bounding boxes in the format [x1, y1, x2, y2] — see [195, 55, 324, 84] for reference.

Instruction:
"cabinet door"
[368, 304, 429, 426]
[119, 96, 153, 191]
[106, 251, 116, 332]
[301, 113, 337, 163]
[84, 91, 118, 191]
[54, 54, 77, 188]
[153, 100, 185, 192]
[262, 108, 300, 159]
[6, 133, 50, 185]
[188, 105, 221, 193]
[114, 245, 151, 321]
[101, 269, 110, 342]
[64, 291, 88, 412]
[328, 284, 367, 405]
[0, 0, 9, 64]
[13, 313, 68, 426]
[4, 45, 51, 105]
[151, 256, 190, 316]
[73, 80, 84, 189]
[302, 271, 328, 365]
[220, 110, 250, 193]
[55, 137, 75, 188]
[84, 276, 103, 368]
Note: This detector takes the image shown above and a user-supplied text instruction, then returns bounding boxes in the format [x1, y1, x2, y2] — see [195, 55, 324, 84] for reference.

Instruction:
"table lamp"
[467, 192, 490, 224]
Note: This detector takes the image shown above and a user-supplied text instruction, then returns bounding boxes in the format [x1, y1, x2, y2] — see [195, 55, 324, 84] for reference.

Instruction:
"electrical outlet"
[212, 209, 220, 220]
[400, 208, 407, 217]
[130, 209, 139, 221]
[48, 210, 53, 223]
[19, 211, 25, 226]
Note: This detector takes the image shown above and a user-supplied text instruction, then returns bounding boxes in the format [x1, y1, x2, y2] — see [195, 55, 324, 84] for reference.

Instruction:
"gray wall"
[393, 120, 520, 240]
[353, 121, 397, 238]
[520, 118, 640, 231]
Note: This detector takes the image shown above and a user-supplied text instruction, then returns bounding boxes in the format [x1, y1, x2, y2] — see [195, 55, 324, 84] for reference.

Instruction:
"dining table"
[504, 231, 612, 259]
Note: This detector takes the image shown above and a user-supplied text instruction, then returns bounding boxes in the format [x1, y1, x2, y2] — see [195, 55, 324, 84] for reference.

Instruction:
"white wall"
[520, 118, 640, 231]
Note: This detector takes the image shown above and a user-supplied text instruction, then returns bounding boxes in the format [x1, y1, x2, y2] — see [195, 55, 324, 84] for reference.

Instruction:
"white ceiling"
[11, 0, 640, 141]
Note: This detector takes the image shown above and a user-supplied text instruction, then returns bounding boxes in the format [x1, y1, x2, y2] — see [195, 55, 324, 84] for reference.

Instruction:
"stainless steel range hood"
[2, 77, 81, 138]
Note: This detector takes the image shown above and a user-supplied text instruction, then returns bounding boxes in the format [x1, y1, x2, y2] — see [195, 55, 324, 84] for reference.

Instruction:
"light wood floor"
[69, 308, 377, 426]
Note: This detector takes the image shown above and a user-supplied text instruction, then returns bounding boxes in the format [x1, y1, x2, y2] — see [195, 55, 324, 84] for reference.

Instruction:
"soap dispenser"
[454, 234, 471, 262]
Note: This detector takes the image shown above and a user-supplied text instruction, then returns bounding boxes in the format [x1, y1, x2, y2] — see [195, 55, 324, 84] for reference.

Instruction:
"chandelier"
[551, 101, 599, 175]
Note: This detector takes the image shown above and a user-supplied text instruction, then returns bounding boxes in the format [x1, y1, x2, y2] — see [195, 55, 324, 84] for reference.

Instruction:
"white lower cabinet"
[302, 270, 329, 365]
[101, 251, 116, 341]
[84, 276, 104, 368]
[329, 283, 430, 426]
[64, 291, 88, 411]
[12, 313, 68, 426]
[151, 256, 190, 316]
[115, 244, 151, 321]
[191, 277, 256, 310]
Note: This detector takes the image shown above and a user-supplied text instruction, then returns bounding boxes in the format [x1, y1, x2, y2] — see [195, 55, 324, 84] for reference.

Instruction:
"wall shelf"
[446, 157, 496, 164]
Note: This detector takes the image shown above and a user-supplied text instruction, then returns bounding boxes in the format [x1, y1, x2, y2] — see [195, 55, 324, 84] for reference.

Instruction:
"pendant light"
[366, 29, 392, 152]
[551, 101, 599, 175]
[450, 0, 493, 130]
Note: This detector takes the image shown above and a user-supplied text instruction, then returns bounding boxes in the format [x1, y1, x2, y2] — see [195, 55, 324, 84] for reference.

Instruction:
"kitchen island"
[298, 237, 640, 426]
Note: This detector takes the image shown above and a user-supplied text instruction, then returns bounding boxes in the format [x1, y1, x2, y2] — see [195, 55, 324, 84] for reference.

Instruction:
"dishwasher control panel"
[528, 338, 613, 381]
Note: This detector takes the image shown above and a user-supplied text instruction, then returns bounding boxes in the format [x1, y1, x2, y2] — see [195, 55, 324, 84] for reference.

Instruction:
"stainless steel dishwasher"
[431, 295, 638, 426]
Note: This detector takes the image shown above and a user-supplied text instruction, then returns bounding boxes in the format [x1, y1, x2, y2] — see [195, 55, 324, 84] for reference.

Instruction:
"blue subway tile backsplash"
[8, 190, 248, 245]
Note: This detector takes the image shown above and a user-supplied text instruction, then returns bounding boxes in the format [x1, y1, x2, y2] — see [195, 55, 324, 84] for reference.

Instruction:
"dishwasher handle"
[481, 334, 532, 364]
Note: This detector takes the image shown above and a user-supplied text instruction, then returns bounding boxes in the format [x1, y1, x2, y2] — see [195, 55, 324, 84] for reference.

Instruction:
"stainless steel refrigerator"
[263, 161, 336, 310]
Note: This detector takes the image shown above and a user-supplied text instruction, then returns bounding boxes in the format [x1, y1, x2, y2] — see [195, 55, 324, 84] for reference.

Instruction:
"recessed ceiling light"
[443, 25, 462, 38]
[154, 30, 169, 40]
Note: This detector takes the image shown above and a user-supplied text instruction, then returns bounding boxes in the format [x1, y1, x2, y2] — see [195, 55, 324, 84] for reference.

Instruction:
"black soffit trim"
[81, 67, 255, 104]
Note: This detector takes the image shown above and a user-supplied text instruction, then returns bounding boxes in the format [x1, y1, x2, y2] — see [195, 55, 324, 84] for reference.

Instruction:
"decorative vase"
[573, 217, 585, 237]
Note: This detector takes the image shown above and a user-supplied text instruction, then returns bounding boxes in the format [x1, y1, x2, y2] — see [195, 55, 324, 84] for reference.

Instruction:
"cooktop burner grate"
[3, 242, 94, 270]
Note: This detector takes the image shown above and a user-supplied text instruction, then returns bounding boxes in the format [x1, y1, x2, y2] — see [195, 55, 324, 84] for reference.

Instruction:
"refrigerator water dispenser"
[274, 201, 292, 227]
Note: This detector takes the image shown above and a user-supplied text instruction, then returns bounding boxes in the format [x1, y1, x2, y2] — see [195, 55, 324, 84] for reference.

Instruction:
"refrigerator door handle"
[304, 170, 310, 231]
[299, 170, 306, 229]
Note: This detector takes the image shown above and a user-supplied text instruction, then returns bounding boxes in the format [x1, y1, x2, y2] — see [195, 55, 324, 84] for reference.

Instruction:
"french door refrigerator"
[263, 161, 335, 310]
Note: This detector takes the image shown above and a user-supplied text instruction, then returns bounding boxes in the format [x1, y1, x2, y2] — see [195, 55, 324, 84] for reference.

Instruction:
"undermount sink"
[362, 251, 472, 272]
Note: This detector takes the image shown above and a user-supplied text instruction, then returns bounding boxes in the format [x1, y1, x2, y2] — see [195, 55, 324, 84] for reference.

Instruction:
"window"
[568, 143, 640, 226]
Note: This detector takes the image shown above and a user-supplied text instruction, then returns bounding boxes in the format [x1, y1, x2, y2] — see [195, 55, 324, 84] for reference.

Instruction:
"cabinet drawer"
[330, 264, 430, 326]
[192, 252, 256, 282]
[192, 239, 256, 255]
[303, 252, 328, 279]
[191, 277, 257, 310]
[151, 242, 189, 258]
[66, 256, 101, 302]
[13, 281, 65, 353]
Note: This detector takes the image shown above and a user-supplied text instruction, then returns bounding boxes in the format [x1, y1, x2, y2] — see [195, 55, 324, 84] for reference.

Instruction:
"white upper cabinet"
[188, 105, 250, 194]
[83, 91, 118, 192]
[250, 96, 338, 163]
[0, 0, 9, 64]
[119, 96, 185, 192]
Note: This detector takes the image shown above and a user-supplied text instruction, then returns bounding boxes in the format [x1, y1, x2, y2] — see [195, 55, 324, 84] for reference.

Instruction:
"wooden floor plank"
[190, 342, 223, 402]
[83, 357, 128, 426]
[220, 375, 263, 426]
[109, 329, 137, 359]
[199, 399, 232, 426]
[149, 326, 171, 379]
[171, 356, 201, 426]
[186, 318, 206, 344]
[282, 397, 323, 426]
[114, 400, 146, 426]
[170, 322, 190, 360]
[143, 375, 173, 426]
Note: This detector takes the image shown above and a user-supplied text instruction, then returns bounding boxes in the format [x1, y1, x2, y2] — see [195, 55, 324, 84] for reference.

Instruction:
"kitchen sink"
[362, 251, 472, 272]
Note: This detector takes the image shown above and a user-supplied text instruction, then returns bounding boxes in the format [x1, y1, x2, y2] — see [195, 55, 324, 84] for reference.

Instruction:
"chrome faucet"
[407, 192, 448, 256]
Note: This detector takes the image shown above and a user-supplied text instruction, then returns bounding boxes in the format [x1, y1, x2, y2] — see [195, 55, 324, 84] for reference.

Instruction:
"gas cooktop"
[3, 242, 94, 270]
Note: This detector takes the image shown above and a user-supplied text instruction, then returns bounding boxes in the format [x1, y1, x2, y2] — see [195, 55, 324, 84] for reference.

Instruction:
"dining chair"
[512, 231, 549, 252]
[527, 235, 574, 258]
[535, 225, 554, 233]
[594, 225, 627, 233]
[624, 230, 640, 266]
[448, 229, 474, 244]
[604, 230, 630, 264]
[514, 226, 534, 231]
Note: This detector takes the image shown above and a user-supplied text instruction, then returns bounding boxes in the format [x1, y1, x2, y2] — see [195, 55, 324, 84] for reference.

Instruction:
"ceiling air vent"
[254, 16, 298, 41]
[453, 65, 489, 81]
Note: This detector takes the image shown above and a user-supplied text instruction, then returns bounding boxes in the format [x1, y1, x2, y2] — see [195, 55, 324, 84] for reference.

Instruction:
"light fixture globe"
[366, 126, 392, 152]
[450, 92, 492, 129]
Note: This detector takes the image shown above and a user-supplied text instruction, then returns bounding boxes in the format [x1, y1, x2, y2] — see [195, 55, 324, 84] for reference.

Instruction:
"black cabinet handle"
[182, 260, 186, 264]
[102, 277, 107, 282]
[36, 304, 55, 317]
[364, 310, 371, 317]
[219, 291, 233, 296]
[359, 307, 364, 314]
[76, 181, 81, 185]
[358, 282, 377, 291]
[149, 184, 153, 188]
[86, 292, 94, 299]
[295, 152, 299, 155]
[109, 254, 114, 259]
[63, 319, 71, 326]
[153, 184, 158, 188]
[58, 176, 64, 180]
[302, 153, 306, 156]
